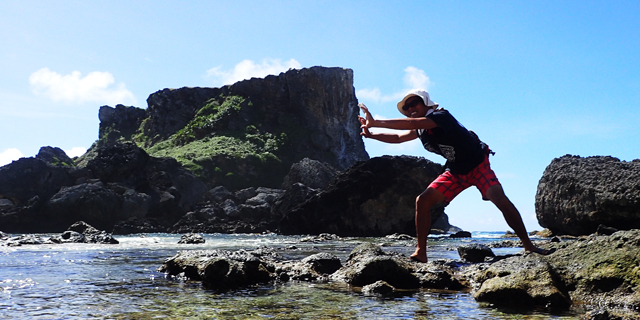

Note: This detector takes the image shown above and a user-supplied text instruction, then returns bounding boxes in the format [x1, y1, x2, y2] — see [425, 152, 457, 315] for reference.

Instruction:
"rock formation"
[0, 143, 207, 233]
[535, 155, 640, 236]
[91, 66, 369, 190]
[277, 155, 447, 236]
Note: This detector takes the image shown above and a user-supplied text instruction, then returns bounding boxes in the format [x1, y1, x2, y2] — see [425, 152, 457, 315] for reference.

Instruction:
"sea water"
[0, 232, 581, 319]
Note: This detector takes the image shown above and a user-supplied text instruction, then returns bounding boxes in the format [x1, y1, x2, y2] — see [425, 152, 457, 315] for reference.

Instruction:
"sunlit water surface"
[1, 232, 582, 319]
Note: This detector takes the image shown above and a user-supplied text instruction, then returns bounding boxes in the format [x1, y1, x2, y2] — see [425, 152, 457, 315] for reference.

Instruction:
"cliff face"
[97, 66, 369, 189]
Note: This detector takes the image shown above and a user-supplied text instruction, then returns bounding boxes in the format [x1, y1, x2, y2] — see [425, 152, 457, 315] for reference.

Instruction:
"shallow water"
[1, 232, 582, 319]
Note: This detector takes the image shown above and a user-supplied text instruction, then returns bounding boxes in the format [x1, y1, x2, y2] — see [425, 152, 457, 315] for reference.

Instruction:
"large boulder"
[535, 155, 640, 236]
[277, 155, 448, 236]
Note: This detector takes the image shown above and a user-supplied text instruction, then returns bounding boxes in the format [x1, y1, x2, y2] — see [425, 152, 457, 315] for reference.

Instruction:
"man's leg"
[410, 187, 445, 262]
[485, 184, 539, 252]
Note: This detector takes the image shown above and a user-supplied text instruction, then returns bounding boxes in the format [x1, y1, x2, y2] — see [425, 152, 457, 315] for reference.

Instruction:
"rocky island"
[2, 66, 640, 319]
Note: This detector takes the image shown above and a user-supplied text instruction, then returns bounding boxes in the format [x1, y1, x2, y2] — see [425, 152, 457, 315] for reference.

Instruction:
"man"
[358, 89, 552, 262]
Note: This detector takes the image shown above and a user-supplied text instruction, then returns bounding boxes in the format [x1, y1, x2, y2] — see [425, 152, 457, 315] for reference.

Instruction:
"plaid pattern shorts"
[428, 156, 500, 204]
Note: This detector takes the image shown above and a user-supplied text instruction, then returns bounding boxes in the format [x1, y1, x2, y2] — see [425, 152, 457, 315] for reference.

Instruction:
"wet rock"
[283, 253, 341, 282]
[466, 255, 571, 310]
[178, 233, 205, 244]
[362, 280, 395, 296]
[458, 244, 495, 263]
[301, 252, 342, 275]
[300, 233, 343, 242]
[66, 221, 119, 244]
[160, 249, 276, 291]
[536, 155, 640, 236]
[330, 243, 420, 289]
[3, 234, 47, 246]
[50, 231, 86, 243]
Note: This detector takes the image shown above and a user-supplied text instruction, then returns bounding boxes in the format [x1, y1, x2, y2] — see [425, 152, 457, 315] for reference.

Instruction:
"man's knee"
[416, 188, 444, 209]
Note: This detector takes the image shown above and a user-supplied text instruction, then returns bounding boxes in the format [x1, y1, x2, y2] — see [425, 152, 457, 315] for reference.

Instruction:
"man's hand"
[358, 103, 374, 138]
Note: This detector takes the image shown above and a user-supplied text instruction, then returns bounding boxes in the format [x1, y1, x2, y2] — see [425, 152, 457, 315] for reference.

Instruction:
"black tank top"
[416, 110, 486, 175]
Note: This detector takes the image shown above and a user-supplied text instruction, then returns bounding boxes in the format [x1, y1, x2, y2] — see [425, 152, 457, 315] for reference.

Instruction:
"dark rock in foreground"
[536, 155, 640, 236]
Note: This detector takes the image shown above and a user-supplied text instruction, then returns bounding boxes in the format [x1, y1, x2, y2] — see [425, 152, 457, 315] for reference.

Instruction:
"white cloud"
[206, 58, 302, 86]
[403, 66, 433, 90]
[0, 148, 24, 166]
[29, 68, 137, 105]
[64, 147, 86, 158]
[356, 66, 434, 104]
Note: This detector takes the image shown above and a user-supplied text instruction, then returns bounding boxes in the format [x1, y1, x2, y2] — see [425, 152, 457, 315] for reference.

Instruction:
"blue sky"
[2, 1, 639, 232]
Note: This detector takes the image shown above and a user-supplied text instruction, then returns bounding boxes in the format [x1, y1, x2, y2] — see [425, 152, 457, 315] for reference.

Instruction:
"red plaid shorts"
[428, 156, 500, 203]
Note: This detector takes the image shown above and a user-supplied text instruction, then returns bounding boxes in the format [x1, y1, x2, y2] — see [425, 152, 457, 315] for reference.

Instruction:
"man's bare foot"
[526, 247, 556, 255]
[410, 249, 428, 263]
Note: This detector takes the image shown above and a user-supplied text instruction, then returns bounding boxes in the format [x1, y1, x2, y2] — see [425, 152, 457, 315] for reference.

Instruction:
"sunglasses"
[402, 98, 422, 111]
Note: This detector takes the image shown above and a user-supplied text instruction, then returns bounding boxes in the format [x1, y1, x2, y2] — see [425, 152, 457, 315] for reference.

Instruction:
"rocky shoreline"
[6, 219, 636, 319]
[155, 229, 640, 319]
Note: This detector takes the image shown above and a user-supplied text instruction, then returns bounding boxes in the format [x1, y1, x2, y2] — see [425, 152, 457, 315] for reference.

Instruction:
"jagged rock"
[281, 158, 338, 190]
[457, 244, 495, 263]
[278, 155, 450, 237]
[98, 104, 147, 145]
[35, 146, 74, 167]
[535, 155, 640, 236]
[178, 233, 206, 244]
